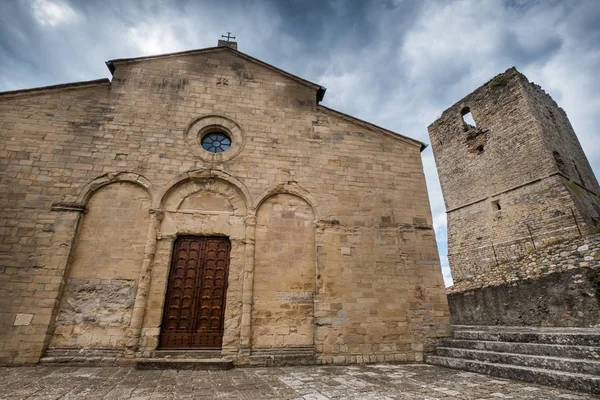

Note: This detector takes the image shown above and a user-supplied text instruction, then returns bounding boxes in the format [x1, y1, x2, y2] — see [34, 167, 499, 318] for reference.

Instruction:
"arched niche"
[76, 172, 155, 207]
[143, 174, 249, 353]
[253, 182, 318, 219]
[252, 193, 316, 349]
[157, 169, 251, 212]
[162, 178, 247, 216]
[50, 181, 152, 350]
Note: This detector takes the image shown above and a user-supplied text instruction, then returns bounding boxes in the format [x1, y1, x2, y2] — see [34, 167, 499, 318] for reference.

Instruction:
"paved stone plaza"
[0, 364, 593, 400]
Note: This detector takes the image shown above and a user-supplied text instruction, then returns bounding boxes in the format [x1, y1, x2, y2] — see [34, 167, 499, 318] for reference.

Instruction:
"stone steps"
[149, 350, 223, 359]
[436, 347, 600, 375]
[135, 349, 233, 370]
[453, 328, 600, 347]
[427, 356, 600, 394]
[135, 358, 233, 370]
[39, 348, 128, 366]
[249, 346, 316, 366]
[427, 325, 600, 394]
[442, 338, 600, 360]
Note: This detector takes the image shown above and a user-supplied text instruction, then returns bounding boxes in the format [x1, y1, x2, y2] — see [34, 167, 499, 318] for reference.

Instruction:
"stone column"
[239, 214, 256, 354]
[125, 209, 163, 355]
[313, 222, 326, 356]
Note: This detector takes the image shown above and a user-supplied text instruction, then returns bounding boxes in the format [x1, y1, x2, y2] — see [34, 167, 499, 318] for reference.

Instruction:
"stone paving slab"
[0, 364, 594, 399]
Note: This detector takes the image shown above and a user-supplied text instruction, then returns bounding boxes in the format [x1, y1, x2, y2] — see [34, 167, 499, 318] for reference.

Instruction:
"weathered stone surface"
[0, 364, 594, 399]
[448, 232, 600, 294]
[49, 182, 151, 350]
[446, 233, 600, 327]
[428, 67, 600, 285]
[448, 266, 600, 327]
[13, 314, 33, 326]
[0, 41, 450, 364]
[51, 278, 138, 348]
[427, 325, 600, 395]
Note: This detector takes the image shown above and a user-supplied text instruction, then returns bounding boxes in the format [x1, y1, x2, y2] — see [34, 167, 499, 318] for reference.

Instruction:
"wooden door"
[159, 236, 231, 349]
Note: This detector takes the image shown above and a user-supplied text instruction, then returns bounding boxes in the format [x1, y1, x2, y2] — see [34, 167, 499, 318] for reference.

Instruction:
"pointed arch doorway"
[159, 236, 231, 349]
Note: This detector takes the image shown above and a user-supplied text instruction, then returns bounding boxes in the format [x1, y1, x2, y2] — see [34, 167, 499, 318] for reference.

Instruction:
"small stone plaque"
[14, 313, 33, 326]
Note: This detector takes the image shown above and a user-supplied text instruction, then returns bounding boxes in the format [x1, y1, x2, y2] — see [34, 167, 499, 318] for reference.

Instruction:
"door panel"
[159, 236, 230, 349]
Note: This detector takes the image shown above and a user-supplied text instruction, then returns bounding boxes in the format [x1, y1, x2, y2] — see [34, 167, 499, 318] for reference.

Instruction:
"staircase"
[39, 348, 128, 366]
[249, 346, 316, 366]
[135, 350, 233, 370]
[426, 325, 600, 395]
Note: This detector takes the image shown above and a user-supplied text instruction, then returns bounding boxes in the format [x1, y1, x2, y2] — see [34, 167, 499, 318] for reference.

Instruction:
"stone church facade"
[0, 41, 449, 366]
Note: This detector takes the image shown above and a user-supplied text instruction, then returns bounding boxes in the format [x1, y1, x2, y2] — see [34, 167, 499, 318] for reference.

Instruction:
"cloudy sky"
[2, 0, 599, 286]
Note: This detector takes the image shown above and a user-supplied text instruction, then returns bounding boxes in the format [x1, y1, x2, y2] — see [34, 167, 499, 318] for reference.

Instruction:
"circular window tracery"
[201, 132, 231, 153]
[184, 115, 245, 163]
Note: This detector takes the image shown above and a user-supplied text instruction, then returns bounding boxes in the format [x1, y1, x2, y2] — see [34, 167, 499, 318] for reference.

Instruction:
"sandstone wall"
[315, 224, 447, 363]
[50, 182, 151, 349]
[252, 193, 315, 349]
[428, 68, 555, 211]
[447, 175, 583, 282]
[0, 83, 113, 364]
[0, 46, 449, 364]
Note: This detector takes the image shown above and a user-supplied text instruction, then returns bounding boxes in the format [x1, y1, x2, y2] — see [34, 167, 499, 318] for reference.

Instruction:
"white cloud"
[126, 23, 184, 56]
[31, 0, 79, 27]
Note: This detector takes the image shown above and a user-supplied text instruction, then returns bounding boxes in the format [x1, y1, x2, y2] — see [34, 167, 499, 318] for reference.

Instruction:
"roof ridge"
[318, 105, 427, 151]
[0, 78, 110, 98]
[105, 46, 326, 101]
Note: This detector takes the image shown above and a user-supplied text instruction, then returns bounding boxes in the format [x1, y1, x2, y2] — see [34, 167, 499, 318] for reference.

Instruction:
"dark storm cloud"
[2, 0, 600, 286]
[0, 2, 46, 81]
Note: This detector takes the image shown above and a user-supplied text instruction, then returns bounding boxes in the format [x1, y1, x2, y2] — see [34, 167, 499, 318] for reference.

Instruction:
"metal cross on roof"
[221, 32, 236, 42]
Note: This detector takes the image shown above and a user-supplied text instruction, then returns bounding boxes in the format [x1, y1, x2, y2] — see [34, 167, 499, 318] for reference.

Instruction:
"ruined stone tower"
[428, 67, 600, 284]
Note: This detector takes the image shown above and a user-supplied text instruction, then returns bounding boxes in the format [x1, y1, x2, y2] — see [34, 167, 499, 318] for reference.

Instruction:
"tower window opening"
[492, 200, 501, 211]
[553, 151, 566, 174]
[461, 107, 477, 127]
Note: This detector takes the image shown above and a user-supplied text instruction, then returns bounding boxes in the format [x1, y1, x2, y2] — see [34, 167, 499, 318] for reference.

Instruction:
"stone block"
[14, 313, 33, 326]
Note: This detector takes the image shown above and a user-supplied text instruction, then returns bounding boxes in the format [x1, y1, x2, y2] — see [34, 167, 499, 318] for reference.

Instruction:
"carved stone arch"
[158, 169, 251, 213]
[253, 182, 319, 219]
[77, 172, 155, 206]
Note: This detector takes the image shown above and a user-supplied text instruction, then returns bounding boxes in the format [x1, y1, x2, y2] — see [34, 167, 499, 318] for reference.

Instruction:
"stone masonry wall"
[448, 266, 600, 327]
[428, 67, 600, 284]
[315, 224, 447, 363]
[0, 83, 114, 364]
[523, 78, 600, 194]
[428, 68, 555, 212]
[0, 45, 449, 364]
[447, 232, 600, 327]
[449, 231, 600, 294]
[50, 182, 150, 349]
[252, 193, 315, 349]
[522, 78, 600, 226]
[447, 175, 584, 282]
